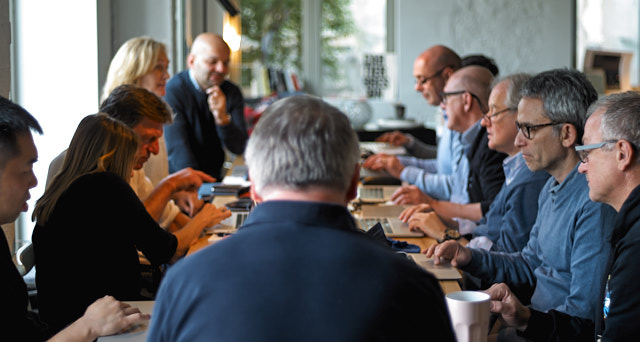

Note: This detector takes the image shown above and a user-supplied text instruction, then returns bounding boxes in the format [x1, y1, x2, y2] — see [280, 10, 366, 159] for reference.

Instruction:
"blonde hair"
[34, 114, 139, 224]
[101, 37, 167, 102]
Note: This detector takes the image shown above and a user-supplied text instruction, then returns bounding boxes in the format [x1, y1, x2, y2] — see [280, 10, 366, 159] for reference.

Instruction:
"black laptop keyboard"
[357, 218, 393, 234]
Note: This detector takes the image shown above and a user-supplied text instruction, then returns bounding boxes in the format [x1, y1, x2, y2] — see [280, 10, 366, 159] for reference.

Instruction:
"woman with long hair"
[32, 114, 227, 334]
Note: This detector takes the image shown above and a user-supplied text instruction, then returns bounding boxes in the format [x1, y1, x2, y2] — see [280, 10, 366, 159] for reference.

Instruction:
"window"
[239, 0, 389, 98]
[576, 0, 639, 90]
[12, 0, 99, 242]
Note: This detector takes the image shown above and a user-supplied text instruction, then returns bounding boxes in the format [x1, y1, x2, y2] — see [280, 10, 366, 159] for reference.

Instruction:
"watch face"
[445, 229, 460, 239]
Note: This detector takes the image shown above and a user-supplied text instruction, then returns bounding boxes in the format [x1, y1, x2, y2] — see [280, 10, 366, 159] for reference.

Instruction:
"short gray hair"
[493, 73, 532, 111]
[521, 68, 598, 142]
[245, 95, 360, 196]
[586, 91, 640, 156]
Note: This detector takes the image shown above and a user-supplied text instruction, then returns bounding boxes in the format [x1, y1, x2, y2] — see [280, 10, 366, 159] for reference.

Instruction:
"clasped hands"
[207, 85, 231, 125]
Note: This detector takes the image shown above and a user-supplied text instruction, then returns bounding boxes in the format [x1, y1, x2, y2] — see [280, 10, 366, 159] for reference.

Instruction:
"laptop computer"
[407, 253, 462, 280]
[359, 141, 407, 156]
[357, 185, 400, 202]
[356, 204, 424, 238]
[204, 210, 250, 235]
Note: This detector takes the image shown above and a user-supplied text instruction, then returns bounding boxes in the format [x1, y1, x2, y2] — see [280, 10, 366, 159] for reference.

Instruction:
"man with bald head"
[376, 45, 462, 170]
[367, 67, 506, 226]
[164, 33, 248, 179]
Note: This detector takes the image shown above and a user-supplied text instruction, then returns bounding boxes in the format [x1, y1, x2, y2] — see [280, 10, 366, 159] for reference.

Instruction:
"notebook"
[407, 253, 462, 280]
[357, 185, 400, 202]
[357, 204, 424, 238]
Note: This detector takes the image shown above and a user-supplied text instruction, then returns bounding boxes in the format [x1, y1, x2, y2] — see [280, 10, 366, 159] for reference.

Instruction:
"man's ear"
[463, 92, 474, 113]
[345, 164, 361, 203]
[441, 66, 455, 83]
[250, 182, 263, 203]
[561, 123, 579, 148]
[617, 140, 635, 171]
[186, 54, 196, 69]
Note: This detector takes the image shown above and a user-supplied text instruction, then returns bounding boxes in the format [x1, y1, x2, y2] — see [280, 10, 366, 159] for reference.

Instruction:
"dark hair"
[99, 84, 173, 127]
[0, 96, 43, 169]
[521, 68, 598, 142]
[462, 54, 499, 76]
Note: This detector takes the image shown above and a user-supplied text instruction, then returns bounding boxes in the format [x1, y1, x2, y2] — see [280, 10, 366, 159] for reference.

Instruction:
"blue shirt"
[470, 152, 550, 252]
[398, 121, 474, 202]
[464, 164, 615, 320]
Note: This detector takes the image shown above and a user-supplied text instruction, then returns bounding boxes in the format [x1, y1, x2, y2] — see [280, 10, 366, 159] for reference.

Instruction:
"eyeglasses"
[415, 66, 451, 85]
[440, 90, 485, 111]
[515, 121, 568, 140]
[482, 107, 512, 124]
[575, 140, 618, 163]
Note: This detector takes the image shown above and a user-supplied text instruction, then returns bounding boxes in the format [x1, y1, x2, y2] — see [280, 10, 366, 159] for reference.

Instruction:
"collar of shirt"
[460, 120, 482, 156]
[503, 152, 526, 186]
[188, 69, 206, 93]
[548, 162, 581, 195]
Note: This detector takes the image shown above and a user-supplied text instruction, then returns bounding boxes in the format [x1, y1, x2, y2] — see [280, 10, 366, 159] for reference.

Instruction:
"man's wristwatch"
[440, 228, 461, 243]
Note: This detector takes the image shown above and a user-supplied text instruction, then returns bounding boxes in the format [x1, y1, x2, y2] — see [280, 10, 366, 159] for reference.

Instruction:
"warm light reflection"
[223, 22, 241, 52]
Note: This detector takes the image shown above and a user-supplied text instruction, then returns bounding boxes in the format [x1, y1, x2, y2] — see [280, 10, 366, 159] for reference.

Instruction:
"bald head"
[188, 33, 231, 89]
[413, 45, 461, 105]
[191, 33, 230, 56]
[442, 66, 494, 132]
[446, 66, 494, 110]
[419, 45, 462, 71]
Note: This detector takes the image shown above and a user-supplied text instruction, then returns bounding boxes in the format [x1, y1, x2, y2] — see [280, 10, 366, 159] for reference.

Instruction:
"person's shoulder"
[514, 168, 550, 188]
[165, 71, 192, 97]
[70, 172, 130, 194]
[220, 80, 243, 96]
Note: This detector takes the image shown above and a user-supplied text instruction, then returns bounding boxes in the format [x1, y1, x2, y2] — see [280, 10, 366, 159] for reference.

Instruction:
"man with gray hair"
[485, 91, 640, 340]
[403, 73, 549, 253]
[148, 95, 455, 341]
[428, 69, 616, 341]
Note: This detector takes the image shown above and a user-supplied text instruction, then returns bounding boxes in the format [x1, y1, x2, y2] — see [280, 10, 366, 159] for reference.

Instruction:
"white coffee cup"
[445, 291, 490, 342]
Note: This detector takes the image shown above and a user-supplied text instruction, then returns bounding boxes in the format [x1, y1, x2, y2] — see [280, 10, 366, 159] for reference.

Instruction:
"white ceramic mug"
[445, 291, 490, 342]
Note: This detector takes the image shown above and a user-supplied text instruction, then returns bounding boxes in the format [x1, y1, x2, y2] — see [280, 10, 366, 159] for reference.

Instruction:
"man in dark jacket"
[148, 95, 455, 341]
[164, 33, 247, 179]
[485, 91, 640, 341]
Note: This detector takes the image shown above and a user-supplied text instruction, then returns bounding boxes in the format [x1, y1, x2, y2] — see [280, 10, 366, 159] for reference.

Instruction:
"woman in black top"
[32, 114, 227, 334]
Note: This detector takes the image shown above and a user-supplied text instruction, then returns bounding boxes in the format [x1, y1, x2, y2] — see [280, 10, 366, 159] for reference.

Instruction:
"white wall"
[397, 0, 575, 128]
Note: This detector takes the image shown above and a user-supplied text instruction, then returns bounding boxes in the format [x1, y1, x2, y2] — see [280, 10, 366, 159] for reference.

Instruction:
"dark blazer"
[467, 126, 507, 215]
[164, 71, 248, 179]
[148, 200, 455, 342]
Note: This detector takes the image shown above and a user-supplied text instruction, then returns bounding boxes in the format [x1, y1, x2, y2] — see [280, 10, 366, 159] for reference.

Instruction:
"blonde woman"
[101, 36, 169, 102]
[32, 114, 229, 335]
[102, 36, 171, 189]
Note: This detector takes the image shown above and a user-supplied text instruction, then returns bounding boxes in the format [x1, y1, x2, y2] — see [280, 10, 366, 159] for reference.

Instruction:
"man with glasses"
[371, 45, 461, 178]
[484, 91, 640, 341]
[427, 69, 616, 341]
[402, 73, 549, 255]
[390, 66, 507, 237]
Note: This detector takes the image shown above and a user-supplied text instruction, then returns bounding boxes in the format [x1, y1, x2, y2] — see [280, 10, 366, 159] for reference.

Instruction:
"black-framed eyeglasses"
[482, 107, 512, 124]
[440, 90, 485, 111]
[515, 121, 568, 140]
[575, 140, 618, 163]
[416, 66, 451, 85]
